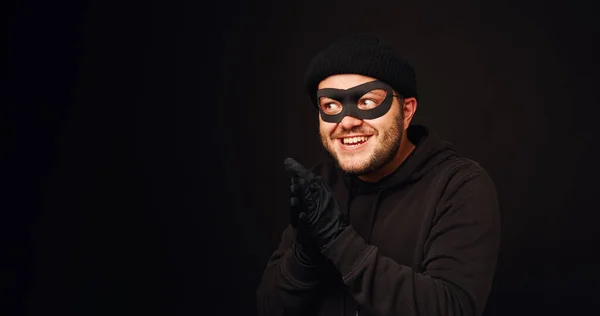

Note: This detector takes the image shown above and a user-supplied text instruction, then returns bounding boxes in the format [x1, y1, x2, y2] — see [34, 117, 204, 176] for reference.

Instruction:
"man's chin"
[336, 159, 371, 175]
[324, 147, 372, 174]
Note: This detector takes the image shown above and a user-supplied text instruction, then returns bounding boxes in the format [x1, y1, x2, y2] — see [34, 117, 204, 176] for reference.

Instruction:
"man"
[256, 33, 501, 316]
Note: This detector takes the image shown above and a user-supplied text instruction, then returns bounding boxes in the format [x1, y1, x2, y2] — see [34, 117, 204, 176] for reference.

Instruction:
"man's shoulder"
[442, 156, 489, 176]
[435, 156, 496, 193]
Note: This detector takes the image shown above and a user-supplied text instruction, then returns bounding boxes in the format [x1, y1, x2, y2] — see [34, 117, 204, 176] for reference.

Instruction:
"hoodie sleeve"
[256, 224, 324, 316]
[321, 168, 501, 316]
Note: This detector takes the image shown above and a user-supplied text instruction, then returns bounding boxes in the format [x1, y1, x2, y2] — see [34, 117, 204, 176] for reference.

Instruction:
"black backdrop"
[3, 0, 600, 315]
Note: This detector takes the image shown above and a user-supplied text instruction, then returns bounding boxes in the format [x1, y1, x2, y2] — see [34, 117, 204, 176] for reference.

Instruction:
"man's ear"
[402, 97, 417, 128]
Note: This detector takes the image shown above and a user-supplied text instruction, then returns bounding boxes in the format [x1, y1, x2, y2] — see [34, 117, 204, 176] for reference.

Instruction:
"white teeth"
[342, 136, 369, 145]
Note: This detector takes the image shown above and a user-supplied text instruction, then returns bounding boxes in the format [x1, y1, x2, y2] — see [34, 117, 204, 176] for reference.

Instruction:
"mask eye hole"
[318, 97, 343, 115]
[358, 89, 387, 110]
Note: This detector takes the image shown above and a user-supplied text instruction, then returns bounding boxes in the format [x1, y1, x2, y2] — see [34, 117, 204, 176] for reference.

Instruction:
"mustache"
[331, 127, 376, 138]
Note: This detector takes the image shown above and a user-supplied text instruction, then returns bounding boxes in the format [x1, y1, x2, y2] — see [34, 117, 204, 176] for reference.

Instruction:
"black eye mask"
[316, 80, 394, 123]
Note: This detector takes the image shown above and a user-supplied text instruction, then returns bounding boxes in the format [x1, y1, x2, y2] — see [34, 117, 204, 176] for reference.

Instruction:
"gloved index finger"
[290, 176, 299, 193]
[283, 157, 314, 181]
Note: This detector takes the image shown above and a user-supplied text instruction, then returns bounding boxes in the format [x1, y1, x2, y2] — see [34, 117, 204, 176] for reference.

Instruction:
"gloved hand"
[289, 176, 324, 266]
[284, 157, 349, 252]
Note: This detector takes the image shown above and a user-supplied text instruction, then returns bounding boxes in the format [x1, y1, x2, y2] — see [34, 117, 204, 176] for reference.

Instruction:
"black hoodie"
[256, 125, 501, 316]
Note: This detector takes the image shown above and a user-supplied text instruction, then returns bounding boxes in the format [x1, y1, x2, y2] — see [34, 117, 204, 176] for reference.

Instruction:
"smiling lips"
[339, 135, 372, 148]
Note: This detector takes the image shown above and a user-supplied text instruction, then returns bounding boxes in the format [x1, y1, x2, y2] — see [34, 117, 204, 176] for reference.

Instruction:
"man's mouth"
[339, 136, 372, 148]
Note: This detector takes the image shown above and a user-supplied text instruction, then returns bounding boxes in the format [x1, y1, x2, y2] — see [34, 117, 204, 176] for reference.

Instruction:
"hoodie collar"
[348, 124, 457, 194]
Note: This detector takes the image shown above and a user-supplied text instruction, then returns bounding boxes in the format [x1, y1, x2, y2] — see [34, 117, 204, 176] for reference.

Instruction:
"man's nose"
[339, 115, 363, 130]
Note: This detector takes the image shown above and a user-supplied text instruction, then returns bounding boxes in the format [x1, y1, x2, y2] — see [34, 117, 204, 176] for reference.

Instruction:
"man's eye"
[319, 101, 342, 114]
[360, 99, 380, 109]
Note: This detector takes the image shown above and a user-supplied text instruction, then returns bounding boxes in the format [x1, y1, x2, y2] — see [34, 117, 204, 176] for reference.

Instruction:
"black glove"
[284, 157, 349, 252]
[289, 176, 324, 266]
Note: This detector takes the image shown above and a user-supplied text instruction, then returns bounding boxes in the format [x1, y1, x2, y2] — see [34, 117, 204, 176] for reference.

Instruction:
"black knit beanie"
[303, 33, 418, 108]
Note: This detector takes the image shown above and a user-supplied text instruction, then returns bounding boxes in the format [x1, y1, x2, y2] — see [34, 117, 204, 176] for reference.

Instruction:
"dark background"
[2, 0, 599, 315]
